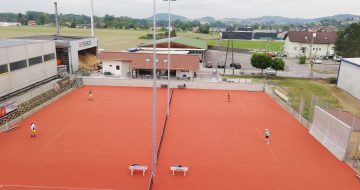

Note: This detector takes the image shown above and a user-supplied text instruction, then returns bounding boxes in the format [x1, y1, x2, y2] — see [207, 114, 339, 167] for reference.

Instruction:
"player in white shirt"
[265, 129, 270, 144]
[30, 122, 37, 138]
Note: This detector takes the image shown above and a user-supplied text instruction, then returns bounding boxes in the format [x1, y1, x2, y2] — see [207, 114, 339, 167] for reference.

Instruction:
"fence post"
[299, 99, 305, 121]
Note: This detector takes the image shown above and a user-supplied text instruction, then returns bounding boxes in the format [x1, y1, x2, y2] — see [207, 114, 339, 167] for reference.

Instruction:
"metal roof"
[0, 39, 48, 48]
[342, 58, 360, 67]
[14, 35, 95, 41]
[139, 37, 208, 50]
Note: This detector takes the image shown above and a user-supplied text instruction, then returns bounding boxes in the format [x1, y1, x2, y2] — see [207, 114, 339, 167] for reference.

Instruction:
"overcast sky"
[1, 0, 360, 19]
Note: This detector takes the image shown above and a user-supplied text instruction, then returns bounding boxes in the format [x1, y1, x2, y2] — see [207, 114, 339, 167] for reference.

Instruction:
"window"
[10, 60, 27, 71]
[294, 47, 297, 51]
[29, 56, 43, 66]
[313, 48, 315, 51]
[181, 70, 189, 72]
[0, 64, 8, 74]
[319, 48, 321, 51]
[109, 65, 112, 67]
[116, 65, 120, 70]
[43, 53, 55, 62]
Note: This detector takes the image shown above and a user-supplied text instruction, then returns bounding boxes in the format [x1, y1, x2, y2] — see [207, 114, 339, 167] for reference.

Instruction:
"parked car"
[312, 59, 322, 64]
[265, 67, 276, 75]
[218, 61, 225, 68]
[334, 56, 342, 63]
[205, 62, 212, 68]
[230, 63, 241, 69]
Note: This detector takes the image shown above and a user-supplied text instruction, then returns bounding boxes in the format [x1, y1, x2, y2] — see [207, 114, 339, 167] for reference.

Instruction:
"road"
[204, 50, 339, 78]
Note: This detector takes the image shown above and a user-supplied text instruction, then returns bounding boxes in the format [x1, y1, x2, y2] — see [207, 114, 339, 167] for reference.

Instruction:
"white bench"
[170, 166, 189, 176]
[129, 165, 148, 176]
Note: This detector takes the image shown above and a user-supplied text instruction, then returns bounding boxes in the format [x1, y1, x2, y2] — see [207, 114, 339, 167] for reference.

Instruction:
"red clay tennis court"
[0, 86, 359, 190]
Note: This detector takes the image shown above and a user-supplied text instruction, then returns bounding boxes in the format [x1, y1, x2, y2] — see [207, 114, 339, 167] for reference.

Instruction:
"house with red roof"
[284, 31, 337, 58]
[98, 51, 200, 79]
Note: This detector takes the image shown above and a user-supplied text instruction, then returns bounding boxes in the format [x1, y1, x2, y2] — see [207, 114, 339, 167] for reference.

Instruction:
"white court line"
[40, 122, 75, 153]
[0, 184, 117, 190]
[253, 124, 283, 167]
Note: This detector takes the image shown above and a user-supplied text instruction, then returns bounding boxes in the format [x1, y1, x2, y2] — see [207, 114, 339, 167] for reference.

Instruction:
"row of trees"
[0, 12, 211, 33]
[335, 22, 360, 58]
[251, 53, 285, 73]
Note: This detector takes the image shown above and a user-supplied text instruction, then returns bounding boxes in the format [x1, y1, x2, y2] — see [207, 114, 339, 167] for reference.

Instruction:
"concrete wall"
[284, 38, 334, 58]
[82, 77, 264, 91]
[0, 41, 57, 97]
[337, 61, 360, 100]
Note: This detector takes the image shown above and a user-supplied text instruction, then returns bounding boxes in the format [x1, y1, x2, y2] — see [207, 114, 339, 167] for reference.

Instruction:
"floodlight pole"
[152, 0, 157, 177]
[164, 0, 176, 117]
[90, 0, 95, 37]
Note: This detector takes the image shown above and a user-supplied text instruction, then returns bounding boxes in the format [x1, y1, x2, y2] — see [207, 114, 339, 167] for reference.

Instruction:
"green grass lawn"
[208, 39, 284, 52]
[0, 26, 214, 51]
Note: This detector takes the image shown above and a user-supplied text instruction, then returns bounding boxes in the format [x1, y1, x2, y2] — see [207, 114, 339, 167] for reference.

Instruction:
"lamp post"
[305, 33, 316, 77]
[152, 0, 157, 177]
[90, 0, 95, 37]
[163, 0, 176, 117]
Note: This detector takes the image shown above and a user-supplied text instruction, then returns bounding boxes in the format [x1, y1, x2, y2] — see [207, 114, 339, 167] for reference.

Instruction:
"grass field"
[208, 39, 285, 52]
[0, 26, 216, 51]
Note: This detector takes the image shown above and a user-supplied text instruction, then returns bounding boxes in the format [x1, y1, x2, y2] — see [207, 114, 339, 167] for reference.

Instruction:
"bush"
[299, 56, 306, 64]
[328, 77, 337, 84]
[271, 58, 285, 72]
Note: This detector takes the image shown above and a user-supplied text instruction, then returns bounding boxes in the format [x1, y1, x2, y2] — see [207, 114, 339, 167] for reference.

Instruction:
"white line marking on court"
[0, 184, 117, 190]
[253, 124, 283, 167]
[234, 95, 247, 113]
[40, 122, 75, 153]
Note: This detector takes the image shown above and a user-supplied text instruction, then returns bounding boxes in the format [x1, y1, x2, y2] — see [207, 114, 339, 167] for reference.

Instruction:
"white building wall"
[337, 61, 360, 100]
[176, 70, 194, 79]
[102, 61, 129, 76]
[0, 41, 57, 97]
[284, 38, 335, 58]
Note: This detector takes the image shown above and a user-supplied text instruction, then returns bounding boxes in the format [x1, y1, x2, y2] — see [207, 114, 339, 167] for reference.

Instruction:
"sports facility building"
[98, 51, 200, 79]
[337, 58, 360, 100]
[14, 35, 98, 74]
[138, 37, 207, 62]
[0, 39, 57, 99]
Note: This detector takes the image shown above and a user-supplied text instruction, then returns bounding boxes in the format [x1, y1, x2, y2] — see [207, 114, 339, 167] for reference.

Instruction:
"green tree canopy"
[335, 22, 360, 57]
[251, 53, 272, 72]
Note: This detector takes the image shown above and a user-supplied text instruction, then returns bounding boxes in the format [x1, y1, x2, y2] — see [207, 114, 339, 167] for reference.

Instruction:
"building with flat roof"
[337, 58, 360, 100]
[14, 35, 98, 74]
[98, 51, 200, 79]
[138, 37, 207, 62]
[0, 39, 57, 98]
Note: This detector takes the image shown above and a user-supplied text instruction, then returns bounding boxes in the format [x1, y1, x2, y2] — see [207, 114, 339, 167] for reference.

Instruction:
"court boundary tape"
[0, 184, 117, 190]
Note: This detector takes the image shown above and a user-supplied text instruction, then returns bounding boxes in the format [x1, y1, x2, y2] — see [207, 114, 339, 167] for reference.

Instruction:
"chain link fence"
[264, 82, 360, 175]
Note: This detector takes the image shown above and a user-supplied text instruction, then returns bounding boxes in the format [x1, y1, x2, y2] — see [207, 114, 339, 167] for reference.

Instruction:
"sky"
[0, 0, 360, 19]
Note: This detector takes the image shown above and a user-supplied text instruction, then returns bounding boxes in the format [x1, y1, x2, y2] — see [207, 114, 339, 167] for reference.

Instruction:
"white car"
[265, 67, 276, 75]
[312, 59, 322, 64]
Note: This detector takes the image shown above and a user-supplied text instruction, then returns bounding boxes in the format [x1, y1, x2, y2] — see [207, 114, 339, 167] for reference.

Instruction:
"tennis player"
[265, 129, 270, 144]
[88, 88, 93, 101]
[30, 122, 37, 138]
[227, 92, 231, 102]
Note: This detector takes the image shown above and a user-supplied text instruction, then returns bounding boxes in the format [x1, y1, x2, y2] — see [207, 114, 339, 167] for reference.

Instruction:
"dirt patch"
[79, 53, 101, 71]
[330, 86, 360, 118]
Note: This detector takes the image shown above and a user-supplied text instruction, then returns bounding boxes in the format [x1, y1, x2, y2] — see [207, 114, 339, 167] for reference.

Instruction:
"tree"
[251, 53, 272, 73]
[271, 58, 285, 74]
[335, 22, 360, 57]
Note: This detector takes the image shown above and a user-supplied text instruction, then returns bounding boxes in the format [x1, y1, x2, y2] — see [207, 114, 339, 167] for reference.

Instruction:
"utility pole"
[152, 0, 157, 177]
[305, 33, 316, 78]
